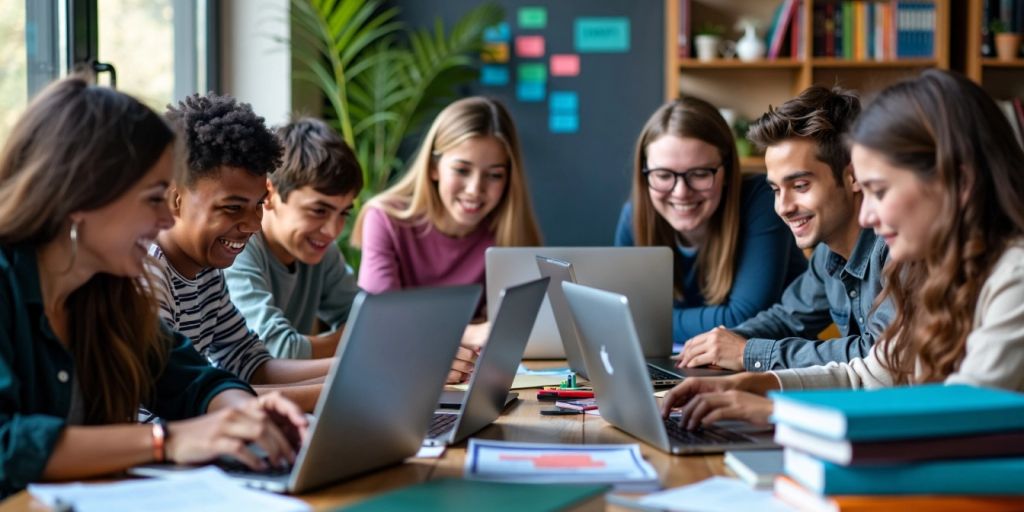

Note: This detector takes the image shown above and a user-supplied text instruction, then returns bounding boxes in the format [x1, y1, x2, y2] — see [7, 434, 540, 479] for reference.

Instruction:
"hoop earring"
[63, 221, 80, 273]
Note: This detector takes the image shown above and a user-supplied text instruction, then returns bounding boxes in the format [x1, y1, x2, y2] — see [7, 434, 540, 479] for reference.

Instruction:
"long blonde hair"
[630, 98, 742, 304]
[352, 96, 542, 247]
[0, 77, 173, 423]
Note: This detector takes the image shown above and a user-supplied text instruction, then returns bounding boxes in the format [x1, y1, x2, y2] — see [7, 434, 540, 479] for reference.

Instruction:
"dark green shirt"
[0, 245, 253, 496]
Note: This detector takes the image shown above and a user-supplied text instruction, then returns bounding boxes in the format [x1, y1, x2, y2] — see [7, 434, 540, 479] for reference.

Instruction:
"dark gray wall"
[395, 0, 666, 245]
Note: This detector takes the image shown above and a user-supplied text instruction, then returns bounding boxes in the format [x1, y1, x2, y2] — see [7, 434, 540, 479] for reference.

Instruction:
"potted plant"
[991, 19, 1022, 61]
[287, 0, 503, 266]
[694, 22, 726, 62]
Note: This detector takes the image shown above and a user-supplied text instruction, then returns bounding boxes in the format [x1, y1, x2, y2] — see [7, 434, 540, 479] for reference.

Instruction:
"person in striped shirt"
[152, 93, 332, 412]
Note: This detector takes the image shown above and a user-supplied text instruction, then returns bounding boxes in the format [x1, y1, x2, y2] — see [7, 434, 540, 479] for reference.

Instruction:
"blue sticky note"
[575, 17, 631, 53]
[480, 65, 509, 86]
[484, 22, 510, 43]
[549, 91, 578, 113]
[516, 82, 545, 102]
[550, 113, 579, 133]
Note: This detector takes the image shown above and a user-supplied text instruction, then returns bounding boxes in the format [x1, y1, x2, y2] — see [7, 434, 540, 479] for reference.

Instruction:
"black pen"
[540, 408, 582, 415]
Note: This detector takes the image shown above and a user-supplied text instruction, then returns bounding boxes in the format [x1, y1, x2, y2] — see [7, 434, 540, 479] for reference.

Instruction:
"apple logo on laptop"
[600, 345, 614, 375]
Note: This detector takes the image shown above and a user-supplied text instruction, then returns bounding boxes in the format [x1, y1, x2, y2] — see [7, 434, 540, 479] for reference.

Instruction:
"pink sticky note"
[550, 54, 580, 77]
[515, 35, 545, 58]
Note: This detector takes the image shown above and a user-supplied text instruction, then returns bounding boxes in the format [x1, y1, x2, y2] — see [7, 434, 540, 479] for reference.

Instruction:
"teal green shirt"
[0, 245, 253, 497]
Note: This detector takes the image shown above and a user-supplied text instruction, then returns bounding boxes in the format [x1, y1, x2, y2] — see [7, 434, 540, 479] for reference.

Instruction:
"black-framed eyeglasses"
[642, 165, 721, 193]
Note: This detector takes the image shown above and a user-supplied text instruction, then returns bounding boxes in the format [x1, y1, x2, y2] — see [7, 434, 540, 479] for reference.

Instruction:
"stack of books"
[767, 384, 1024, 511]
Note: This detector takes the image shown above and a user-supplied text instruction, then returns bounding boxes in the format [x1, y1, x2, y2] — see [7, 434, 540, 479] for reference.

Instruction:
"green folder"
[336, 478, 610, 512]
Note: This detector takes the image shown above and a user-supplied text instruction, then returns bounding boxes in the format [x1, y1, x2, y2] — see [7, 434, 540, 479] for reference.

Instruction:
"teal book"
[336, 478, 609, 512]
[785, 448, 1024, 496]
[769, 384, 1024, 441]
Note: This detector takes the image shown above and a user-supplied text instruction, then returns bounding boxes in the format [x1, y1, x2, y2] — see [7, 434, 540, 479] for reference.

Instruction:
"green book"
[336, 478, 609, 512]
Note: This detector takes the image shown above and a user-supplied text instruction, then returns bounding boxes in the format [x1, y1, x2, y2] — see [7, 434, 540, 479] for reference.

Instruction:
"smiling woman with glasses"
[615, 97, 807, 346]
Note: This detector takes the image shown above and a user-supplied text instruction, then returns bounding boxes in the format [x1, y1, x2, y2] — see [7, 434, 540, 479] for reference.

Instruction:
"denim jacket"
[734, 229, 893, 371]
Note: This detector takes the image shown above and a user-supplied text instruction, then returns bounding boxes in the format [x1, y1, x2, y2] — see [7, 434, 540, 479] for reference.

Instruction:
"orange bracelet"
[151, 422, 166, 462]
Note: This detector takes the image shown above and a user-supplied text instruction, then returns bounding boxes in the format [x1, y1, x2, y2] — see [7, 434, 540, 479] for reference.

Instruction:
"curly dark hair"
[165, 93, 282, 185]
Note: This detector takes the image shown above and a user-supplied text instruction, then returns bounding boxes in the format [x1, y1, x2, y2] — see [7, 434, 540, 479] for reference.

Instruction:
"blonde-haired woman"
[616, 97, 806, 346]
[0, 78, 306, 496]
[352, 96, 541, 382]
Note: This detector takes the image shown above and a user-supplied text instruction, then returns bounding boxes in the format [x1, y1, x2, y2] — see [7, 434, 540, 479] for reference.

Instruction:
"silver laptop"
[132, 285, 480, 493]
[425, 277, 549, 446]
[486, 247, 673, 360]
[537, 256, 732, 385]
[561, 282, 775, 455]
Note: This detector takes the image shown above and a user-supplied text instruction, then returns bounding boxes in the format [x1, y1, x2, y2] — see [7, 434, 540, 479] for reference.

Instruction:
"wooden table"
[1, 370, 729, 511]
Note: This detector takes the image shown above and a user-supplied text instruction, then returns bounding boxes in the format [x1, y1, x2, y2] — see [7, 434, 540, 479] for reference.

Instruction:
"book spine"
[678, 0, 690, 59]
[786, 449, 1024, 496]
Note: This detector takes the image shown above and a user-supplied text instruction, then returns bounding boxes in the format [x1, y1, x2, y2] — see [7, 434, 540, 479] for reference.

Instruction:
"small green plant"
[696, 21, 726, 37]
[990, 19, 1011, 35]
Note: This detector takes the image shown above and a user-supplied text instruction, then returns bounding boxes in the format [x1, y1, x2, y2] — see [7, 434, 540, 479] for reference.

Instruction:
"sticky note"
[518, 7, 547, 29]
[550, 54, 580, 77]
[517, 82, 545, 102]
[480, 65, 509, 86]
[549, 91, 578, 113]
[574, 17, 631, 53]
[518, 63, 547, 83]
[482, 42, 509, 63]
[550, 113, 579, 133]
[484, 22, 510, 43]
[515, 35, 546, 58]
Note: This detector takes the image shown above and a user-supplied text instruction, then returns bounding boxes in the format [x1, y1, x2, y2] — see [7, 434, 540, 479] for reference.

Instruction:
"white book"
[723, 449, 785, 489]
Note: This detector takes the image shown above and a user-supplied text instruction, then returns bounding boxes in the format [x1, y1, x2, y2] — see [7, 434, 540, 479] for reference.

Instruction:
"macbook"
[132, 285, 480, 493]
[561, 282, 775, 454]
[485, 247, 673, 360]
[425, 277, 549, 445]
[537, 256, 731, 385]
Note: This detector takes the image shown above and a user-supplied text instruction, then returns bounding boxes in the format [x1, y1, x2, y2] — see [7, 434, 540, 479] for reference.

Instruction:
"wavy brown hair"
[631, 98, 741, 304]
[352, 96, 541, 247]
[0, 77, 174, 423]
[849, 69, 1024, 384]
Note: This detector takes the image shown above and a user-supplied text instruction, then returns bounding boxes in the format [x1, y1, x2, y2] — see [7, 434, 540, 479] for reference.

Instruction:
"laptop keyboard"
[663, 417, 752, 445]
[426, 412, 459, 438]
[648, 365, 681, 382]
[216, 456, 293, 477]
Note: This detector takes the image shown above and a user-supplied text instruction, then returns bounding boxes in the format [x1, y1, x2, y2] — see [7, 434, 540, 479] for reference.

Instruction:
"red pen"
[537, 390, 595, 400]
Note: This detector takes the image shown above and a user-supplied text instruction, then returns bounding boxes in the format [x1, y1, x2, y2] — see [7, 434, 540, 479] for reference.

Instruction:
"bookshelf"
[666, 0, 951, 171]
[964, 0, 1024, 100]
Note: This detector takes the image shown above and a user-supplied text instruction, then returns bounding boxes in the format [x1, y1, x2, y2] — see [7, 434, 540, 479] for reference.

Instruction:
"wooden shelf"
[740, 155, 766, 172]
[810, 58, 939, 69]
[679, 58, 804, 70]
[981, 58, 1024, 68]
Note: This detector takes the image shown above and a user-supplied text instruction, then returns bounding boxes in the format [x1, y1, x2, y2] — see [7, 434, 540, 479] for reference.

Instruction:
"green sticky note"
[518, 7, 547, 29]
[518, 63, 547, 83]
[575, 17, 631, 53]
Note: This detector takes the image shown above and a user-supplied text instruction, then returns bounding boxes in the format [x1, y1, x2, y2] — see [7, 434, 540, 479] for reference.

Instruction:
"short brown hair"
[747, 85, 860, 183]
[271, 117, 363, 202]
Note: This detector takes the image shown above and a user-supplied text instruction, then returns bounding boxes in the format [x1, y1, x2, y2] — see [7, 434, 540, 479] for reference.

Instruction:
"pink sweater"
[357, 205, 494, 313]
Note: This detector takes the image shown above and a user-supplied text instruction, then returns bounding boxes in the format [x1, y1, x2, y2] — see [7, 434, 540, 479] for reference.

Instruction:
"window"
[0, 0, 29, 140]
[97, 0, 176, 111]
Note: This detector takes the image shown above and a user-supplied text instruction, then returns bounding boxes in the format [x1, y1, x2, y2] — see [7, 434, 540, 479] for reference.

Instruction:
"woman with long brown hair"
[616, 97, 806, 345]
[0, 77, 307, 496]
[660, 69, 1024, 429]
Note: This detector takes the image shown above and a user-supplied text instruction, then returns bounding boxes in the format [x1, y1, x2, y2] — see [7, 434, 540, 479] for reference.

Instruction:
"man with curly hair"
[676, 85, 893, 373]
[150, 93, 332, 411]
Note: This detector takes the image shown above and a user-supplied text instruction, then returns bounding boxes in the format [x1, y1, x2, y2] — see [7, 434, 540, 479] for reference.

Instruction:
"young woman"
[351, 96, 542, 382]
[0, 78, 307, 496]
[616, 98, 807, 344]
[661, 69, 1024, 429]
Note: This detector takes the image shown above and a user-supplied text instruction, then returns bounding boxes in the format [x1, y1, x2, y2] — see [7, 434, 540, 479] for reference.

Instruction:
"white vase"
[735, 23, 766, 62]
[694, 35, 721, 62]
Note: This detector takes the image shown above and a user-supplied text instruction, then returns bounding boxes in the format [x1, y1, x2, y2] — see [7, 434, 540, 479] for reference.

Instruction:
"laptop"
[132, 285, 480, 493]
[537, 256, 732, 385]
[561, 282, 776, 454]
[485, 247, 672, 360]
[425, 277, 549, 446]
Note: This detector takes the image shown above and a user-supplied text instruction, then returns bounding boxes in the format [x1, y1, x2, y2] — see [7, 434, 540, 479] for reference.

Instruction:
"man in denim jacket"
[677, 85, 892, 372]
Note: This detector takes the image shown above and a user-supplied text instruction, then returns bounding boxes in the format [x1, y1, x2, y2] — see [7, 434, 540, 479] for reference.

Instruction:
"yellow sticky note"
[482, 42, 509, 63]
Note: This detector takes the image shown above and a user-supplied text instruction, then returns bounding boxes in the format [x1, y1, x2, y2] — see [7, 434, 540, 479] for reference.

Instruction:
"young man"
[223, 117, 361, 360]
[154, 93, 330, 411]
[677, 85, 893, 372]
